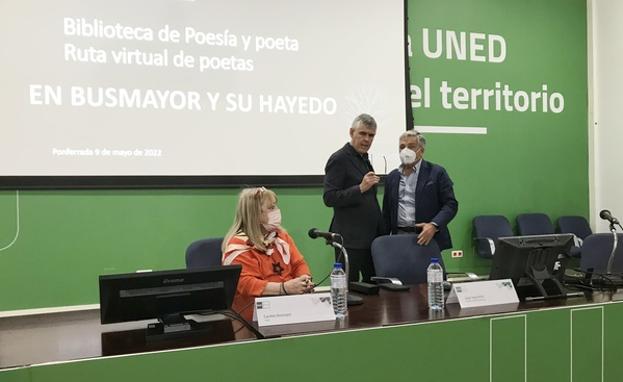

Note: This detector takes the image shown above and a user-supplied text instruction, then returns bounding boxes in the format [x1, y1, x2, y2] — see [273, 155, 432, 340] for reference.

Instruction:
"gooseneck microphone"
[600, 209, 622, 274]
[308, 228, 342, 242]
[600, 209, 620, 225]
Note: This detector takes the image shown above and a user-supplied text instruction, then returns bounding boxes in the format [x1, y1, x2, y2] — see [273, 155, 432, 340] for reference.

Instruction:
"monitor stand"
[102, 317, 235, 356]
[146, 313, 218, 341]
[518, 265, 568, 301]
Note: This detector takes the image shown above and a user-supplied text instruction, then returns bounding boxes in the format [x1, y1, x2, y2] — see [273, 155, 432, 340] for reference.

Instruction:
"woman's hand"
[284, 275, 314, 294]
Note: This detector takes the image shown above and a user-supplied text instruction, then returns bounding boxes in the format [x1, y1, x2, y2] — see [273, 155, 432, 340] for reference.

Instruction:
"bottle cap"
[334, 262, 343, 269]
[430, 257, 439, 263]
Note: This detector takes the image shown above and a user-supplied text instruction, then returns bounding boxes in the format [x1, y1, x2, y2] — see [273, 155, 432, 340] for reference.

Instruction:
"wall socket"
[451, 250, 463, 258]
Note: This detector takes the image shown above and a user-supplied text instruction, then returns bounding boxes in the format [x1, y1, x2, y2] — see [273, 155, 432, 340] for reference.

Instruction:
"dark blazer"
[323, 143, 384, 249]
[382, 160, 458, 251]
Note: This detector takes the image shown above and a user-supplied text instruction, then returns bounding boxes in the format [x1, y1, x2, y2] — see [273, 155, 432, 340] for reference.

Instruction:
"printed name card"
[446, 279, 519, 308]
[253, 292, 336, 327]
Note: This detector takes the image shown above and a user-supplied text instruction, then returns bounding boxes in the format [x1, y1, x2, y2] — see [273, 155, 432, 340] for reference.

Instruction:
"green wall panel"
[571, 307, 603, 382]
[604, 303, 623, 381]
[26, 318, 491, 382]
[527, 308, 571, 382]
[6, 302, 617, 382]
[0, 368, 30, 382]
[491, 315, 526, 382]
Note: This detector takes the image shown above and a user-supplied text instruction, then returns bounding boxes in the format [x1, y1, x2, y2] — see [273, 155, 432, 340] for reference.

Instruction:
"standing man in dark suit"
[383, 130, 458, 251]
[323, 114, 384, 282]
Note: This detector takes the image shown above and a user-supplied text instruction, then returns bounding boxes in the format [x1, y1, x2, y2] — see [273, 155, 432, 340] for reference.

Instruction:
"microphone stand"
[328, 240, 363, 306]
[606, 222, 619, 275]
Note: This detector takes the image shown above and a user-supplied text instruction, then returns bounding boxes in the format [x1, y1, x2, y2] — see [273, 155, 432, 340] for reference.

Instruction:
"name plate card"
[253, 292, 336, 327]
[446, 279, 519, 308]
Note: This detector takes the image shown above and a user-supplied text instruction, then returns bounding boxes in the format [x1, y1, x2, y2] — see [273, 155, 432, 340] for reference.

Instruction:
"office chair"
[557, 216, 592, 258]
[580, 233, 623, 274]
[516, 213, 555, 236]
[185, 237, 224, 269]
[472, 215, 514, 258]
[371, 234, 443, 284]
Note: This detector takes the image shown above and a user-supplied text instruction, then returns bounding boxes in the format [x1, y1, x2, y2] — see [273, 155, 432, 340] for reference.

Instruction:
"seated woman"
[222, 187, 313, 320]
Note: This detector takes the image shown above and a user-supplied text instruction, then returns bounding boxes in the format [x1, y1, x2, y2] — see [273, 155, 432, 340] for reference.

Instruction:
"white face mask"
[262, 208, 282, 232]
[399, 148, 417, 165]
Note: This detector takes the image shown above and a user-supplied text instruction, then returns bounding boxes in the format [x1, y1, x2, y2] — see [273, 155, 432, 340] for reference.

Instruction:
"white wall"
[590, 0, 623, 232]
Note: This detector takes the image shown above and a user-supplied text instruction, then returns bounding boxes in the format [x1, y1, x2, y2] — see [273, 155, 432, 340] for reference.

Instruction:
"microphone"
[599, 209, 620, 225]
[308, 228, 342, 242]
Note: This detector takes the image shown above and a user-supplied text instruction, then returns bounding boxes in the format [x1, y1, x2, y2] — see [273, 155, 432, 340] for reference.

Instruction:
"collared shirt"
[346, 143, 374, 172]
[397, 160, 421, 227]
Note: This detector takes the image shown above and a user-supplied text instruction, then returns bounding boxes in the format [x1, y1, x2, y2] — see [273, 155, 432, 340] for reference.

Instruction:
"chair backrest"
[516, 213, 555, 236]
[557, 216, 592, 240]
[185, 238, 224, 269]
[580, 233, 623, 274]
[472, 215, 513, 258]
[371, 235, 443, 284]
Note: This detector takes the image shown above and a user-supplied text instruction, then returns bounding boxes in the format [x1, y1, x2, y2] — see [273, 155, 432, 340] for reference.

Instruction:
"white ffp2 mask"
[399, 148, 417, 165]
[262, 208, 282, 232]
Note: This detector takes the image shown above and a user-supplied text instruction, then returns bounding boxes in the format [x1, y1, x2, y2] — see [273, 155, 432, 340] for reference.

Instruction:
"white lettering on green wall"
[420, 28, 506, 63]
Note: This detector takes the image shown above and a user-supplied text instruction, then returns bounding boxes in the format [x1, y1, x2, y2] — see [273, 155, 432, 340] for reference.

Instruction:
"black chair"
[185, 237, 224, 269]
[580, 233, 623, 274]
[557, 216, 592, 258]
[516, 213, 555, 236]
[371, 235, 443, 284]
[472, 215, 513, 258]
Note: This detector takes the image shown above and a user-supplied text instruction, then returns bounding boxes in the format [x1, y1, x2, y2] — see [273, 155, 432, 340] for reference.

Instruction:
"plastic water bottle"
[427, 257, 444, 310]
[330, 263, 348, 318]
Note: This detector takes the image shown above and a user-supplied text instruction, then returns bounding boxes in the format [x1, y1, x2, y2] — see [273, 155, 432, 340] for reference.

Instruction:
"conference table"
[1, 285, 623, 382]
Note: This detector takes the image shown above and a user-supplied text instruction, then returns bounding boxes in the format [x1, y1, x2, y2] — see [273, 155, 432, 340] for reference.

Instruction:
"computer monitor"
[99, 265, 241, 336]
[489, 234, 574, 300]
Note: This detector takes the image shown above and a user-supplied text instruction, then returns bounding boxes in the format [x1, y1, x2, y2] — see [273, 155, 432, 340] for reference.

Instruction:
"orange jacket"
[223, 230, 311, 320]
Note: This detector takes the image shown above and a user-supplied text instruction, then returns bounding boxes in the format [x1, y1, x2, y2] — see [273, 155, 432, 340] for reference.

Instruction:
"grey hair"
[351, 113, 377, 130]
[399, 130, 426, 148]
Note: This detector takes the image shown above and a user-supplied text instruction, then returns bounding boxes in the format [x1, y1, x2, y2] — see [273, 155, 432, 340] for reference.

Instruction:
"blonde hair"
[222, 187, 278, 253]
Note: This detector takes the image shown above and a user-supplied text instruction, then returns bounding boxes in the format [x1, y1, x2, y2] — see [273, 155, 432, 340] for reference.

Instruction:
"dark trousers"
[335, 247, 375, 282]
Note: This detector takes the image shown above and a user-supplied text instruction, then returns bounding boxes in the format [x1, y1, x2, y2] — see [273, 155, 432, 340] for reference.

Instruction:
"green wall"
[0, 189, 335, 311]
[409, 0, 588, 272]
[0, 0, 588, 311]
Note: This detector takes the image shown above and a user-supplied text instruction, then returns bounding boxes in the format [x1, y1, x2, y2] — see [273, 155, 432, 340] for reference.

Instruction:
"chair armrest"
[473, 237, 496, 258]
